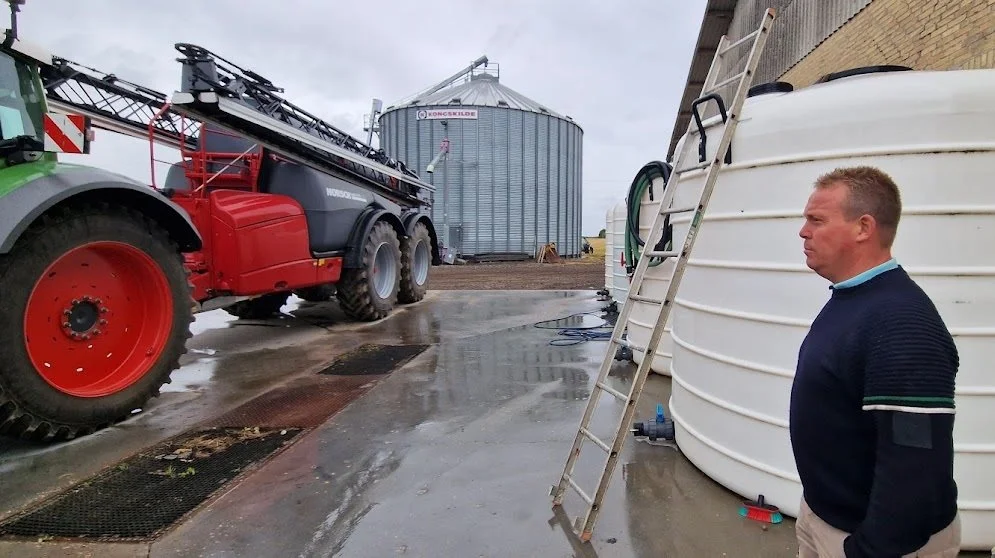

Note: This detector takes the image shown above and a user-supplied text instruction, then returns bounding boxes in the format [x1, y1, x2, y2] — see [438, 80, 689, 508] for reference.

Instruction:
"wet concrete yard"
[0, 290, 801, 557]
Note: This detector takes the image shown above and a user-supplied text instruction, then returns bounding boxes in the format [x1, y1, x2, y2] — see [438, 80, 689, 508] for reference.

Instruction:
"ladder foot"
[579, 531, 593, 543]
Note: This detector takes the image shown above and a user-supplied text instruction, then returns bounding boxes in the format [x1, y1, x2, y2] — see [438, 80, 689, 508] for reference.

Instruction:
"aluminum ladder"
[550, 7, 777, 542]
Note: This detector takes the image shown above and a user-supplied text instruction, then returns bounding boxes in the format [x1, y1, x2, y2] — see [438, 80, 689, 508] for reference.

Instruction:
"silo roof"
[403, 72, 568, 119]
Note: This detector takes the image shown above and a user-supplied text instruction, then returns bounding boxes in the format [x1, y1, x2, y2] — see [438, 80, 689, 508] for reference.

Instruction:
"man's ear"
[855, 214, 876, 243]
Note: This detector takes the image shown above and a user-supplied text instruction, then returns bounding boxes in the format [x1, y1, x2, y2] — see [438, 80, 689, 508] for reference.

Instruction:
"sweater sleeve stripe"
[863, 395, 955, 406]
[862, 403, 956, 414]
[861, 301, 958, 414]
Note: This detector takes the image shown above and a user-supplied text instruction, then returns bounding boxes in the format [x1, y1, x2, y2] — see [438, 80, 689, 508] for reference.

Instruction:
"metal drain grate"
[318, 343, 429, 376]
[0, 345, 426, 542]
[0, 427, 301, 542]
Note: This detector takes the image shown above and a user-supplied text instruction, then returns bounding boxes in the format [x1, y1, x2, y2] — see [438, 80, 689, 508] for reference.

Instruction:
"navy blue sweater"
[789, 264, 959, 557]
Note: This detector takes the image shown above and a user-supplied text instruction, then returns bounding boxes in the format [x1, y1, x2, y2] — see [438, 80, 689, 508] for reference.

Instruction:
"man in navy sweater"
[790, 166, 961, 557]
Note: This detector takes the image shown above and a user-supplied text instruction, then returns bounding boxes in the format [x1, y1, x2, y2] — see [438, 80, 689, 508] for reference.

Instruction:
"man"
[789, 166, 961, 557]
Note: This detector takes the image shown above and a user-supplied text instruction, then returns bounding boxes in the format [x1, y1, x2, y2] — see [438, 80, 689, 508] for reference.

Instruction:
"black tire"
[398, 222, 432, 304]
[224, 292, 289, 319]
[336, 220, 400, 321]
[0, 203, 193, 442]
[293, 284, 336, 302]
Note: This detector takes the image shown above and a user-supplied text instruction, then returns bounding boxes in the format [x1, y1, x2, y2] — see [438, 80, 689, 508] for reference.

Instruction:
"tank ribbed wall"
[642, 68, 995, 550]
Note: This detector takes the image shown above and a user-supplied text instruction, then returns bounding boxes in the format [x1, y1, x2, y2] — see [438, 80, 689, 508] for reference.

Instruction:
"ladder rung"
[612, 337, 648, 356]
[645, 249, 678, 258]
[550, 6, 776, 542]
[596, 381, 628, 402]
[629, 293, 665, 304]
[661, 205, 697, 216]
[675, 161, 710, 174]
[704, 70, 746, 96]
[564, 473, 594, 505]
[719, 29, 760, 56]
[580, 427, 612, 453]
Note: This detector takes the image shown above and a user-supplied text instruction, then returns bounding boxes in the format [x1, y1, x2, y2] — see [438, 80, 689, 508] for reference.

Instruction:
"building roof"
[394, 72, 569, 120]
[667, 0, 738, 161]
[668, 0, 875, 159]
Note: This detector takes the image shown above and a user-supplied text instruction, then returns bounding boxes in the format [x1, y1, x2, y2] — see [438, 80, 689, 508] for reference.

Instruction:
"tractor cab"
[0, 1, 91, 167]
[0, 48, 45, 158]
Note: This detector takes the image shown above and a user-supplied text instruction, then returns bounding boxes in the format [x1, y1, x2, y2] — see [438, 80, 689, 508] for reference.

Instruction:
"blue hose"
[534, 312, 615, 346]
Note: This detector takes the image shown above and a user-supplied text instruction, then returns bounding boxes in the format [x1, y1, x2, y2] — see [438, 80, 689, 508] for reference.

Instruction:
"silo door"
[449, 225, 463, 254]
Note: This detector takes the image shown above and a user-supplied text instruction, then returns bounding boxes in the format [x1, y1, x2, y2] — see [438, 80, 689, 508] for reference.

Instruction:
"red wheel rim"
[23, 241, 174, 398]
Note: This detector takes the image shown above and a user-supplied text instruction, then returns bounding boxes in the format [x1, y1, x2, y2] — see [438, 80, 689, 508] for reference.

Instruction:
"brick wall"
[779, 0, 995, 86]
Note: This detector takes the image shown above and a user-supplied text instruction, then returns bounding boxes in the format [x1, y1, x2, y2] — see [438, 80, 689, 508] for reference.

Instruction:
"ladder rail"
[550, 31, 727, 508]
[551, 8, 776, 542]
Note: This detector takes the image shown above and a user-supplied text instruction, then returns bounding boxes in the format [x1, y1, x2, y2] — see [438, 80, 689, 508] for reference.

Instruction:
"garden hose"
[624, 161, 674, 274]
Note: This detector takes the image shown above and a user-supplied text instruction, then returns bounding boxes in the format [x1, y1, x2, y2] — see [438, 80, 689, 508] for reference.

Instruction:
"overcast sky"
[23, 0, 706, 236]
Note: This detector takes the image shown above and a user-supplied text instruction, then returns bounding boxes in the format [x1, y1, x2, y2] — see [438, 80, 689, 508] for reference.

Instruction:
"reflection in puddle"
[187, 295, 303, 338]
[282, 295, 302, 314]
[189, 309, 237, 337]
[160, 357, 220, 393]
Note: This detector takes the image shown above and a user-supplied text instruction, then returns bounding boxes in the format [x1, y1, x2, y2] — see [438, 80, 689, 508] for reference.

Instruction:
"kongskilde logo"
[416, 108, 479, 120]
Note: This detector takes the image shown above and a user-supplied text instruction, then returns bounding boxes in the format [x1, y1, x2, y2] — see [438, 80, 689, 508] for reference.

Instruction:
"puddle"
[189, 309, 237, 337]
[188, 295, 304, 338]
[160, 357, 220, 393]
[282, 295, 303, 314]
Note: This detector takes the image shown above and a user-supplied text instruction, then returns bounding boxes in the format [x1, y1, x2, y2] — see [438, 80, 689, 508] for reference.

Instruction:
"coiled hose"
[624, 161, 674, 274]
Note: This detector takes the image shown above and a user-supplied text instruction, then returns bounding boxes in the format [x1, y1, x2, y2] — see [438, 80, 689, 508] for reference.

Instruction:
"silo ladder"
[550, 7, 778, 543]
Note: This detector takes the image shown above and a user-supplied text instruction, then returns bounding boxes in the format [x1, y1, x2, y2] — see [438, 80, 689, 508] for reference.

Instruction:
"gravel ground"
[427, 258, 606, 290]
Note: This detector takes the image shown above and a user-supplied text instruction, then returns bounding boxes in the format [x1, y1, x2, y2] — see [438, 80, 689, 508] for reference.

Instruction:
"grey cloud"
[23, 0, 706, 236]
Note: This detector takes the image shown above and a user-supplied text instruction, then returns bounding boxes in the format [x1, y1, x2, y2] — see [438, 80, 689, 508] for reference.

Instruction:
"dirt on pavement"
[427, 258, 606, 290]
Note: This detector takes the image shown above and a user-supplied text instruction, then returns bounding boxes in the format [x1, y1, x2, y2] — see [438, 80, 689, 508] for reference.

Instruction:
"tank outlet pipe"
[631, 403, 676, 441]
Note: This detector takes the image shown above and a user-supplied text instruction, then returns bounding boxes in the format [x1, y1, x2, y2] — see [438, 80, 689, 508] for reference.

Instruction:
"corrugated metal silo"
[378, 58, 584, 259]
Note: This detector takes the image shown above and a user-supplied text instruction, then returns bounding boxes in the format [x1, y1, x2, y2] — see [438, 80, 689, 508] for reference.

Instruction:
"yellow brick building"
[669, 0, 995, 158]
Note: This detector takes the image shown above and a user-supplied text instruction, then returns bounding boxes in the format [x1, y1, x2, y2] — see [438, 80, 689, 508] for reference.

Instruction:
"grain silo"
[378, 57, 584, 260]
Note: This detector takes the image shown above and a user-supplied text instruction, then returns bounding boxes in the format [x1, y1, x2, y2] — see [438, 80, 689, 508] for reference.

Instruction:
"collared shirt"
[831, 258, 898, 290]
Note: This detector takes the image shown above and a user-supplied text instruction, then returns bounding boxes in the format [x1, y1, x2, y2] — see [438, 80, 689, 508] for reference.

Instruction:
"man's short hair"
[815, 166, 902, 246]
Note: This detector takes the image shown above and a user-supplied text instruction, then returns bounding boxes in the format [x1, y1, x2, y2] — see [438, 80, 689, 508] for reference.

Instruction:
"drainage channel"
[0, 343, 430, 544]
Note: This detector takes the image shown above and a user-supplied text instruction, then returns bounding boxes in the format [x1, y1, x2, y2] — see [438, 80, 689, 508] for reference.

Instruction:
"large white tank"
[610, 202, 630, 305]
[658, 66, 995, 550]
[603, 207, 613, 293]
[625, 172, 675, 376]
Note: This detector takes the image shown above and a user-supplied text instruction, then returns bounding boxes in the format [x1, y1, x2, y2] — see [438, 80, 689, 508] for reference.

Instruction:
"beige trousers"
[795, 498, 961, 558]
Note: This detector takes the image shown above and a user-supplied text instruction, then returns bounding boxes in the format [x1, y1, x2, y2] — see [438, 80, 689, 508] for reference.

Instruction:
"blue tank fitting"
[632, 404, 675, 442]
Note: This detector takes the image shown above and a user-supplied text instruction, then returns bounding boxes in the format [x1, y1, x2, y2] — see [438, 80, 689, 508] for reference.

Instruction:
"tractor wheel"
[224, 292, 289, 319]
[293, 284, 336, 302]
[398, 222, 432, 304]
[0, 203, 192, 442]
[336, 220, 400, 321]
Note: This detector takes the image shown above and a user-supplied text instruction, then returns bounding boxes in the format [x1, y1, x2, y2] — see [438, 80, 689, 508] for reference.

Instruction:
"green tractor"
[0, 3, 201, 441]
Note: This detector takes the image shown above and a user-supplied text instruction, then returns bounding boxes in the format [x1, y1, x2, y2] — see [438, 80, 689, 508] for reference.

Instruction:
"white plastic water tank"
[659, 66, 995, 550]
[625, 174, 675, 376]
[604, 206, 613, 293]
[610, 202, 630, 305]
